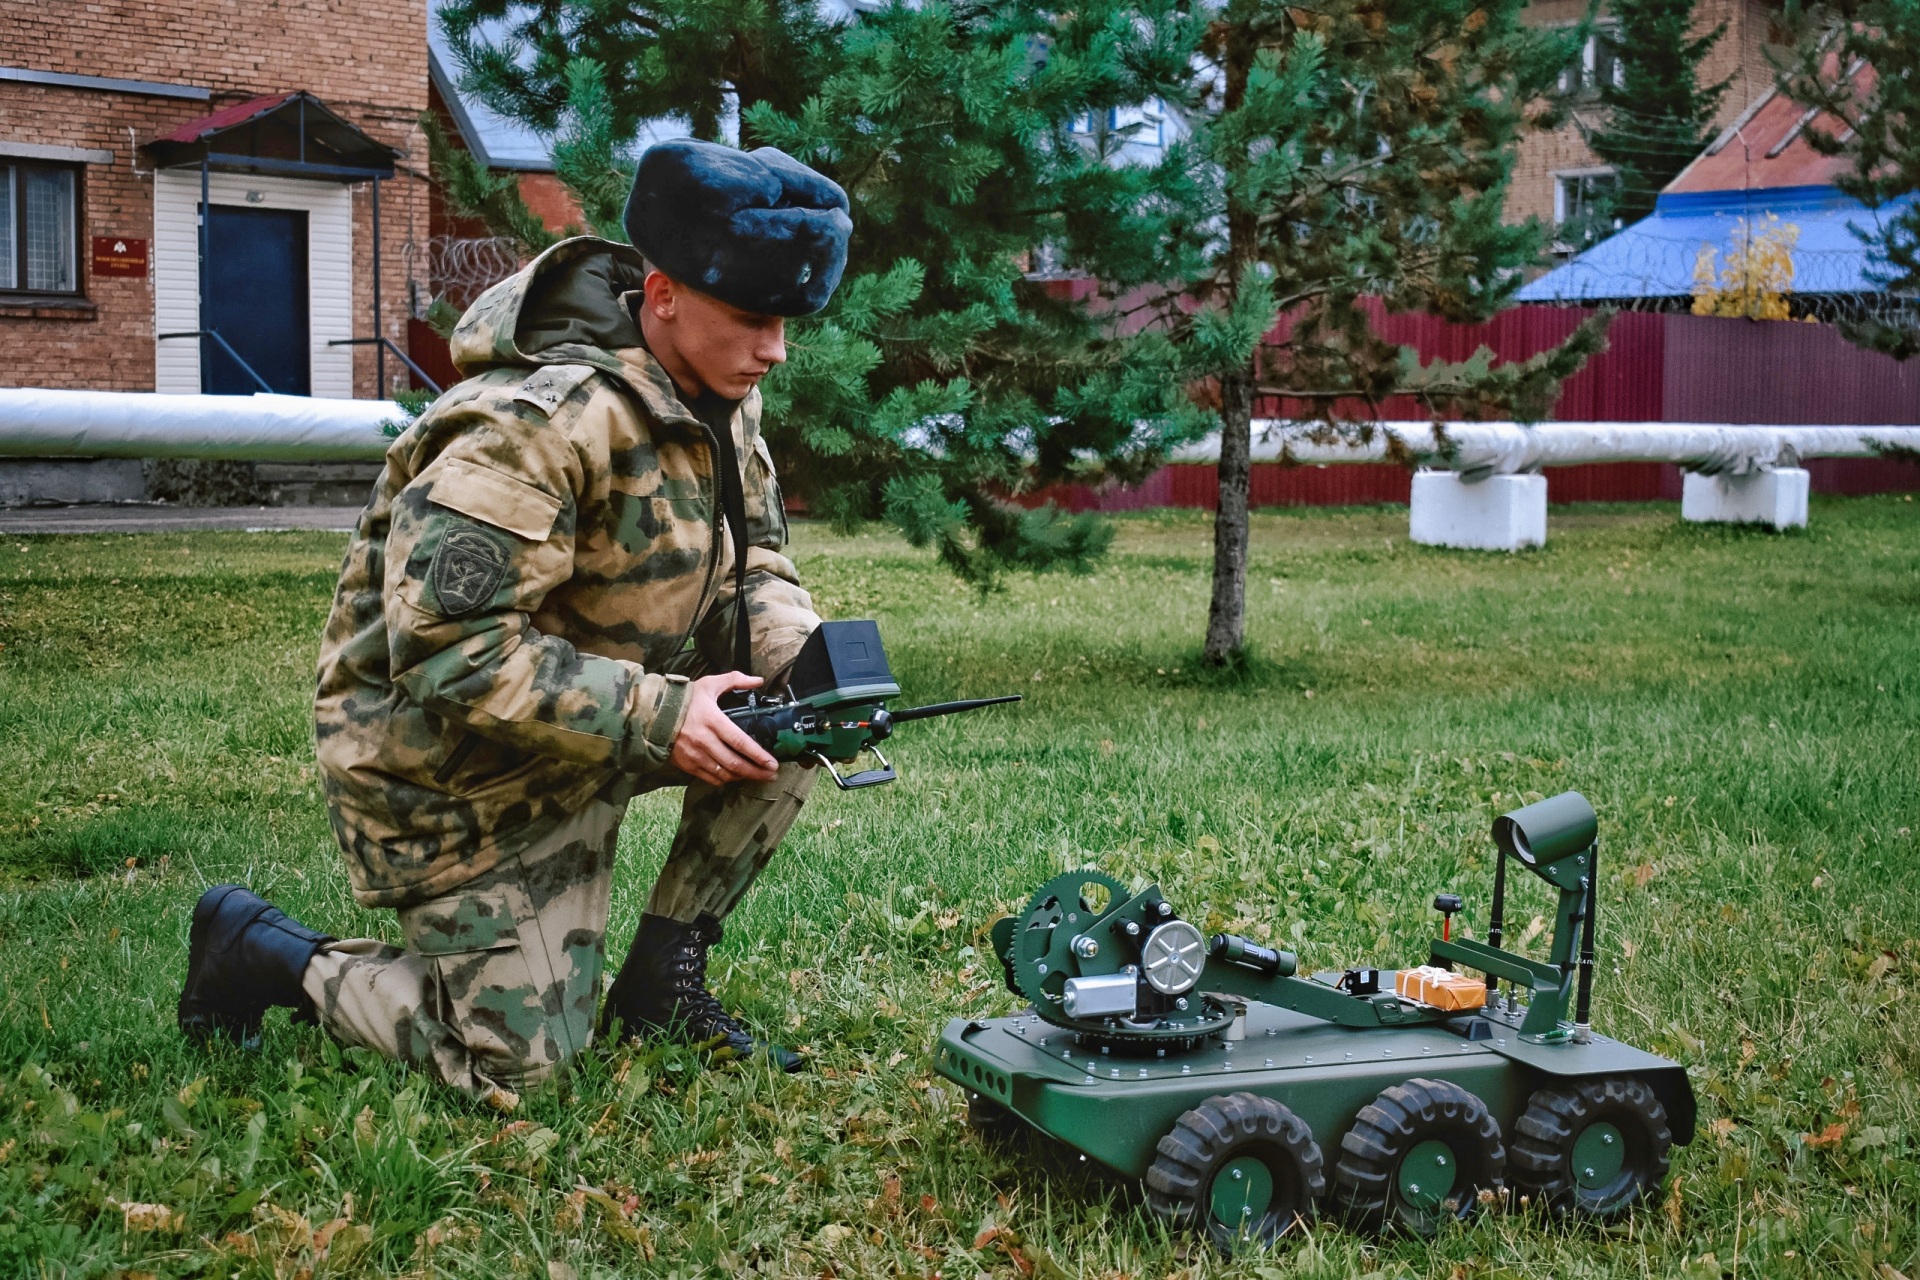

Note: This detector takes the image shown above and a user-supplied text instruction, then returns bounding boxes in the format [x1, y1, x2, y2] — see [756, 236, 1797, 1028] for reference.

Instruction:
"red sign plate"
[91, 237, 149, 278]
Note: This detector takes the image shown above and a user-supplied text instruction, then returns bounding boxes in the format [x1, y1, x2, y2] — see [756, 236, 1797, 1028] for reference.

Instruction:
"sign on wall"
[91, 237, 149, 278]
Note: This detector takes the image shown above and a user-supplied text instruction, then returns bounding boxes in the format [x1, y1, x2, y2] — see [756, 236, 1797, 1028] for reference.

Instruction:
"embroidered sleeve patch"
[427, 525, 511, 617]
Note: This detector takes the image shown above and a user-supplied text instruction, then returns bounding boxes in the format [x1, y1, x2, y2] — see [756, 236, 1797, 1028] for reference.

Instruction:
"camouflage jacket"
[315, 237, 819, 909]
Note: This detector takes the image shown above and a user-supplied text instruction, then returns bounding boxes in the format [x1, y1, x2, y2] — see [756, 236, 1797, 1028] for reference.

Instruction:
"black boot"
[177, 885, 334, 1049]
[600, 913, 802, 1073]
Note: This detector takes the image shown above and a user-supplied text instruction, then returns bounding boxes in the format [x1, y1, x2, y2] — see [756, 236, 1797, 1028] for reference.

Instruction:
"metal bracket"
[811, 744, 896, 789]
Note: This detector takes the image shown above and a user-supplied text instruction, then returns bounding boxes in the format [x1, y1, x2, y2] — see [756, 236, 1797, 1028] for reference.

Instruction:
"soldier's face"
[638, 271, 787, 401]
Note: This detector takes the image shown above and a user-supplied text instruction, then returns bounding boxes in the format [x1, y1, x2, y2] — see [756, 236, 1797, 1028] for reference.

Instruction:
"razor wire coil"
[404, 236, 526, 312]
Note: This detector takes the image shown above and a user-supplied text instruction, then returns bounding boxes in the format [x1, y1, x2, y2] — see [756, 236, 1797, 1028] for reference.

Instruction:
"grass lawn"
[0, 496, 1915, 1279]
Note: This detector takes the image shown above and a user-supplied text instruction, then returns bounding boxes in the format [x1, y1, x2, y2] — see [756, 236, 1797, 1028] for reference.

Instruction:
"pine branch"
[551, 58, 636, 239]
[419, 112, 562, 257]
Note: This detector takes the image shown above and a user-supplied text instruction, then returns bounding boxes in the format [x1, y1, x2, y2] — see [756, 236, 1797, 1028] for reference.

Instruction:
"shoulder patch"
[511, 363, 599, 418]
[427, 526, 511, 617]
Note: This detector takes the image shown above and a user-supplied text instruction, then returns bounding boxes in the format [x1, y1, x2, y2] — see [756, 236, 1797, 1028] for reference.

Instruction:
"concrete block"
[1681, 467, 1809, 529]
[0, 458, 149, 507]
[1408, 471, 1548, 551]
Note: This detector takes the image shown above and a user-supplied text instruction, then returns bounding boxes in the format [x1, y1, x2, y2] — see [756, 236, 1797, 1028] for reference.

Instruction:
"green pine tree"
[430, 0, 1209, 584]
[1577, 0, 1730, 237]
[1777, 1, 1920, 358]
[429, 0, 1599, 644]
[1140, 0, 1606, 664]
[439, 0, 834, 145]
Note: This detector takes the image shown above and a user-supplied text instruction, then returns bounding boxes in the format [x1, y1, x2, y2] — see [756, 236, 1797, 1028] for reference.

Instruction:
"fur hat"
[623, 140, 851, 317]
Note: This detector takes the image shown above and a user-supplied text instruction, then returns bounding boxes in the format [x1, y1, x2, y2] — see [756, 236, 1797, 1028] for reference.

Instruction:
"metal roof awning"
[1516, 186, 1919, 305]
[144, 91, 398, 180]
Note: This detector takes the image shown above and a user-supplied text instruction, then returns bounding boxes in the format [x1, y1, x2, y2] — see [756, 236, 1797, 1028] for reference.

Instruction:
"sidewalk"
[0, 505, 358, 535]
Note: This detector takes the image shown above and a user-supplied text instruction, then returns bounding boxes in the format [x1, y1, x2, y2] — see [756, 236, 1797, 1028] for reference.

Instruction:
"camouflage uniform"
[307, 237, 819, 1100]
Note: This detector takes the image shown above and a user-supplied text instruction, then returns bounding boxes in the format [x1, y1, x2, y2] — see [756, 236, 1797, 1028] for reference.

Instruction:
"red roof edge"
[153, 92, 297, 145]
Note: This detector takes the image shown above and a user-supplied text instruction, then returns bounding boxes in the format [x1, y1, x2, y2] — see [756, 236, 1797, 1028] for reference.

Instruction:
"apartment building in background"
[1514, 0, 1785, 248]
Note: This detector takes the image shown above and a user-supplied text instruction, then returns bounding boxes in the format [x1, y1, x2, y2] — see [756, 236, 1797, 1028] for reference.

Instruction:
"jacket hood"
[448, 237, 650, 378]
[443, 235, 756, 439]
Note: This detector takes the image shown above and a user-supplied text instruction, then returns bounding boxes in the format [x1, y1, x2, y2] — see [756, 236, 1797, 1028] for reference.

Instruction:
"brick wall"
[1511, 0, 1784, 230]
[4, 0, 427, 112]
[517, 173, 588, 238]
[0, 0, 430, 396]
[0, 84, 176, 389]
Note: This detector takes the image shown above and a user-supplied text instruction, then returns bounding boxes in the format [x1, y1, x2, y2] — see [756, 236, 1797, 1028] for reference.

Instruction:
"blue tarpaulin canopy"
[1516, 186, 1917, 303]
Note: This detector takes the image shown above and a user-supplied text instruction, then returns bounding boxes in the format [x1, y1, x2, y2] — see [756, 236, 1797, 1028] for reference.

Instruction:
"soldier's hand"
[672, 673, 780, 785]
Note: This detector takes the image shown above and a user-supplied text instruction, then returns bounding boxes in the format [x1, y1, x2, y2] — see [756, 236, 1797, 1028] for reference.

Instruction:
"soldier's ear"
[641, 269, 678, 322]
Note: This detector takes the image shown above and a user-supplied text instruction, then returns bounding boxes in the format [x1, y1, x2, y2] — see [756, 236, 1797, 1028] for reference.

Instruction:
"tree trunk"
[1203, 22, 1258, 667]
[1204, 362, 1254, 665]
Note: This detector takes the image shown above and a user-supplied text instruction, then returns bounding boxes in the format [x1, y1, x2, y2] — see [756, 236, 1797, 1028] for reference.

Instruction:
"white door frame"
[153, 168, 355, 397]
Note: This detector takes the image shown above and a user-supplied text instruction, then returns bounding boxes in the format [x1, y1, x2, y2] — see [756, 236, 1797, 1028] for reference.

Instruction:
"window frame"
[1555, 23, 1625, 100]
[0, 158, 86, 299]
[1552, 166, 1619, 227]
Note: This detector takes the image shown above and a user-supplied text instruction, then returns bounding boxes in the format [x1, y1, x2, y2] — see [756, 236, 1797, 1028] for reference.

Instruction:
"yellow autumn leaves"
[1693, 216, 1804, 321]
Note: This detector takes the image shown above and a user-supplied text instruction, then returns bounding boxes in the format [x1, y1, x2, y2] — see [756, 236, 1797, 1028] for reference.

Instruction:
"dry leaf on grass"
[112, 1200, 183, 1233]
[1803, 1121, 1850, 1149]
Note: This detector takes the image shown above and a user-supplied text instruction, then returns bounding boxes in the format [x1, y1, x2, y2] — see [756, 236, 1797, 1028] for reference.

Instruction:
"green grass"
[0, 496, 1916, 1279]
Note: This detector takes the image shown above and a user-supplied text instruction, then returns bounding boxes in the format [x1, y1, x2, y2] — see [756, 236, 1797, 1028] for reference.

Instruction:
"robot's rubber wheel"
[1145, 1092, 1325, 1255]
[1332, 1077, 1506, 1236]
[1508, 1077, 1672, 1220]
[967, 1092, 1026, 1147]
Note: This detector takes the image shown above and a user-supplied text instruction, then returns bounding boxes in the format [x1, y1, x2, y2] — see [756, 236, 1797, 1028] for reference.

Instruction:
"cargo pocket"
[400, 887, 523, 1027]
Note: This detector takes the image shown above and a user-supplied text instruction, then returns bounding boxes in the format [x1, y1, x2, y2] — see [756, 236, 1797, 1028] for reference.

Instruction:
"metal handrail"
[156, 329, 275, 395]
[327, 337, 443, 395]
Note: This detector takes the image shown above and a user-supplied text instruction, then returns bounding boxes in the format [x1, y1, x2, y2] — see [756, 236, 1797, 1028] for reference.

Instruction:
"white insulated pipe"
[0, 389, 403, 462]
[1171, 421, 1920, 476]
[2, 392, 1916, 477]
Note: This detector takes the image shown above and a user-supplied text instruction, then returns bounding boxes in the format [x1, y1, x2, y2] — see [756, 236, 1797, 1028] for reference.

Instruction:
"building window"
[1553, 168, 1621, 253]
[1555, 170, 1618, 226]
[1557, 26, 1625, 98]
[0, 161, 81, 295]
[1069, 105, 1166, 149]
[1113, 104, 1165, 148]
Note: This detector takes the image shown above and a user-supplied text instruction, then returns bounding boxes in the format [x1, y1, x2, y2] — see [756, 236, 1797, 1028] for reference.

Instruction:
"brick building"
[0, 0, 431, 399]
[1513, 0, 1784, 247]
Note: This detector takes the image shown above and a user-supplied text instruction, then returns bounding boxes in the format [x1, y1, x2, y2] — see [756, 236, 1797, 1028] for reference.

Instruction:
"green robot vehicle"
[933, 792, 1696, 1252]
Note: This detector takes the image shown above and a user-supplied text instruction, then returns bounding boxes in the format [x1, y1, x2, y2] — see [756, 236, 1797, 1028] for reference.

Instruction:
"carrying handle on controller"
[811, 745, 898, 789]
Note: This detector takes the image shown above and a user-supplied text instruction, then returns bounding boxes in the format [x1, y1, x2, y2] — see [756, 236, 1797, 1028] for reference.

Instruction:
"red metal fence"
[408, 302, 1920, 506]
[1065, 305, 1920, 510]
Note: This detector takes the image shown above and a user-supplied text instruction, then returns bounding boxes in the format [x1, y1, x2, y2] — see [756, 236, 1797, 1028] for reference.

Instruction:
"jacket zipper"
[671, 423, 726, 660]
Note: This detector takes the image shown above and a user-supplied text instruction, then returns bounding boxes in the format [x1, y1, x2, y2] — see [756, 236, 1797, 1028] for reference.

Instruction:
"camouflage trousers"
[302, 763, 814, 1105]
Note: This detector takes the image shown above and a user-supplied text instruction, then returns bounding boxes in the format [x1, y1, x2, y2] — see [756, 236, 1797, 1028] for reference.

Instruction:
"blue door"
[202, 204, 310, 395]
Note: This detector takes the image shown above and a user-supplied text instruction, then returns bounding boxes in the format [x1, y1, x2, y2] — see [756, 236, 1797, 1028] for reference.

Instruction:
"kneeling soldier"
[177, 141, 852, 1104]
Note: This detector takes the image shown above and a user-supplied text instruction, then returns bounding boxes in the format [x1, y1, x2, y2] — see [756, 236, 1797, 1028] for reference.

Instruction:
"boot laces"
[668, 929, 748, 1038]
